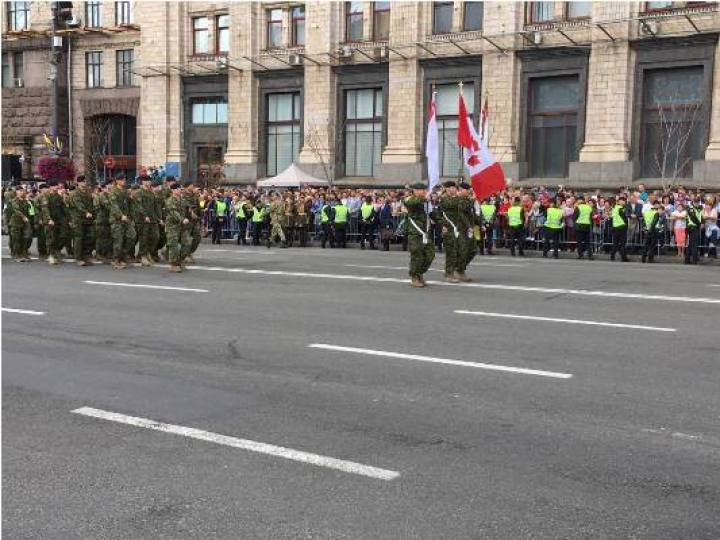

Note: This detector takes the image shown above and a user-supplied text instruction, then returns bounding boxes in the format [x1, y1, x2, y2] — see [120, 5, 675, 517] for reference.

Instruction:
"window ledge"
[524, 19, 591, 32]
[641, 3, 717, 18]
[260, 46, 306, 56]
[426, 29, 484, 42]
[188, 53, 227, 61]
[339, 40, 390, 50]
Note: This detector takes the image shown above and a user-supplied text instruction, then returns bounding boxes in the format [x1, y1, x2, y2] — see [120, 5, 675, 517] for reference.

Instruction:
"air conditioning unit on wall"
[288, 53, 303, 66]
[12, 78, 24, 87]
[338, 45, 354, 59]
[375, 45, 389, 61]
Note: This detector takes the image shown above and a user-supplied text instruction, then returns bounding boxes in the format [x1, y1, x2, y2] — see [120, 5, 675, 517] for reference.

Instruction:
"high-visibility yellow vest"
[643, 208, 658, 230]
[507, 206, 522, 227]
[545, 207, 563, 229]
[215, 200, 227, 216]
[236, 204, 246, 219]
[321, 205, 330, 223]
[576, 203, 592, 226]
[27, 200, 36, 217]
[334, 204, 348, 223]
[360, 203, 374, 220]
[612, 205, 626, 228]
[252, 206, 265, 223]
[481, 204, 496, 222]
[686, 207, 702, 228]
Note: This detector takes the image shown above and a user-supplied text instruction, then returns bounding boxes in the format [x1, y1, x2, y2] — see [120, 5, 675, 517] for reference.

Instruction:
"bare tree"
[303, 117, 348, 187]
[652, 95, 703, 192]
[85, 116, 114, 183]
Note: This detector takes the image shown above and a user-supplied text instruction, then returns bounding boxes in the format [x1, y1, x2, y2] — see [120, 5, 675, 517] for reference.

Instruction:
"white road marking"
[707, 284, 720, 288]
[308, 343, 573, 379]
[2, 307, 45, 316]
[204, 249, 276, 254]
[71, 406, 399, 481]
[454, 310, 676, 332]
[178, 265, 720, 304]
[84, 280, 208, 293]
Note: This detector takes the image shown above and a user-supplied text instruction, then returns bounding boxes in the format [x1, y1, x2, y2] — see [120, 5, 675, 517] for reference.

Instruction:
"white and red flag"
[457, 92, 506, 201]
[425, 91, 440, 192]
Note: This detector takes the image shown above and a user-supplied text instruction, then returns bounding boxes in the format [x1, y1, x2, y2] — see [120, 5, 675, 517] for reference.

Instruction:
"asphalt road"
[2, 241, 719, 539]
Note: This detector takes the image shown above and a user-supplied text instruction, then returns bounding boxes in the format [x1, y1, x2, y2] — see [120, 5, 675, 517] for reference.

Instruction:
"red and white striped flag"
[458, 92, 507, 201]
[425, 91, 440, 192]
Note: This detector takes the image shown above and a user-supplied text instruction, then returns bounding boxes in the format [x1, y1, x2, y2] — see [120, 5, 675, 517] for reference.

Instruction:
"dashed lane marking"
[71, 407, 399, 481]
[2, 307, 45, 316]
[308, 343, 573, 379]
[84, 280, 208, 293]
[454, 310, 676, 332]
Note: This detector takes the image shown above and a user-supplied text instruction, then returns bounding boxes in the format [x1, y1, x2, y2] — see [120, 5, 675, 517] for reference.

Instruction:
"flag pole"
[428, 83, 436, 190]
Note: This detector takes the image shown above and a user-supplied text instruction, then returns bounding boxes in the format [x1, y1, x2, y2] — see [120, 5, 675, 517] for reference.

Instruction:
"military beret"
[442, 180, 457, 188]
[170, 182, 181, 190]
[410, 182, 426, 190]
[458, 181, 471, 190]
[152, 179, 162, 187]
[76, 174, 86, 183]
[140, 174, 152, 182]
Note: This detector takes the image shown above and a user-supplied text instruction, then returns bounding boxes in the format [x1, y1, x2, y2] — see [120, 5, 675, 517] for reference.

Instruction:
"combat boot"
[168, 265, 182, 273]
[112, 259, 124, 270]
[141, 255, 152, 267]
[185, 254, 195, 264]
[47, 255, 59, 266]
[410, 275, 424, 288]
[455, 271, 472, 282]
[76, 260, 87, 267]
[444, 272, 460, 284]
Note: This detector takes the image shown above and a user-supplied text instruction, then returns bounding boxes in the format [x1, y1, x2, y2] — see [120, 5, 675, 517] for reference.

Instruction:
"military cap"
[170, 182, 181, 190]
[152, 179, 162, 187]
[76, 174, 86, 183]
[442, 180, 457, 188]
[458, 181, 471, 190]
[410, 182, 426, 190]
[114, 173, 126, 181]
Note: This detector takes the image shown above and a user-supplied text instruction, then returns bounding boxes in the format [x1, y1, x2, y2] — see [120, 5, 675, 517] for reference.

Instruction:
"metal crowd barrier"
[201, 209, 714, 256]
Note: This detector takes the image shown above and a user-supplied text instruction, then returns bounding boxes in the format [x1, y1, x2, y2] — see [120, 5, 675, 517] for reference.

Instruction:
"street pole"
[49, 2, 62, 156]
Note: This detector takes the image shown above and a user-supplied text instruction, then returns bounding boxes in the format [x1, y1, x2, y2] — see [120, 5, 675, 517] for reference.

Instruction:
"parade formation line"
[308, 344, 573, 379]
[176, 264, 720, 304]
[2, 307, 46, 316]
[71, 407, 400, 481]
[83, 281, 209, 293]
[454, 310, 677, 332]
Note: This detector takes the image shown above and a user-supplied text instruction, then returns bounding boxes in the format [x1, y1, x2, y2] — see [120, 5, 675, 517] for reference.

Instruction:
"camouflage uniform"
[405, 195, 435, 279]
[108, 185, 136, 263]
[40, 190, 67, 261]
[437, 194, 461, 276]
[94, 189, 112, 260]
[181, 189, 202, 255]
[165, 193, 191, 268]
[33, 192, 48, 258]
[66, 183, 95, 262]
[456, 195, 477, 274]
[134, 185, 160, 261]
[268, 198, 286, 246]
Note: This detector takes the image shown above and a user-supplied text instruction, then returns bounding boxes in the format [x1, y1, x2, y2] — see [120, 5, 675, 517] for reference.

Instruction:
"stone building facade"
[3, 1, 720, 189]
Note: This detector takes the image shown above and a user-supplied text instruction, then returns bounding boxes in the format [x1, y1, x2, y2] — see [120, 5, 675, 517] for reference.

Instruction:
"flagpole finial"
[458, 81, 464, 90]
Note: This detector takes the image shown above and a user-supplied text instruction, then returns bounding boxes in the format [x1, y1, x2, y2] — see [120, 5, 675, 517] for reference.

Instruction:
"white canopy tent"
[256, 163, 329, 188]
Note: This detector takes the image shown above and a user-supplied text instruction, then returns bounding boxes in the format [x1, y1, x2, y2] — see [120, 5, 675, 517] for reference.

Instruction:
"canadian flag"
[458, 93, 507, 201]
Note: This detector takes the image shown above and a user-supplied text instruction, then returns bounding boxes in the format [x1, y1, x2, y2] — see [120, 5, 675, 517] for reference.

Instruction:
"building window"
[86, 51, 103, 88]
[106, 115, 137, 155]
[115, 0, 132, 24]
[463, 2, 483, 31]
[645, 1, 677, 10]
[346, 2, 364, 42]
[373, 2, 390, 41]
[191, 98, 228, 125]
[217, 14, 230, 53]
[433, 2, 454, 34]
[528, 75, 579, 178]
[193, 17, 209, 54]
[6, 1, 30, 31]
[292, 6, 305, 46]
[1, 53, 10, 87]
[86, 1, 102, 28]
[566, 2, 591, 18]
[530, 1, 555, 22]
[12, 51, 23, 82]
[345, 88, 383, 177]
[267, 9, 282, 49]
[266, 92, 301, 176]
[116, 49, 133, 86]
[641, 66, 704, 178]
[434, 83, 475, 177]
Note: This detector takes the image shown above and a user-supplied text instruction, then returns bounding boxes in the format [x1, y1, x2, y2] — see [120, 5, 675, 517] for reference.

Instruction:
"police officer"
[507, 196, 525, 257]
[610, 196, 630, 262]
[251, 197, 267, 246]
[574, 196, 594, 260]
[358, 196, 377, 250]
[320, 196, 336, 249]
[210, 191, 228, 245]
[685, 200, 702, 265]
[542, 198, 563, 259]
[641, 200, 663, 264]
[480, 197, 497, 256]
[333, 197, 349, 248]
[234, 195, 252, 245]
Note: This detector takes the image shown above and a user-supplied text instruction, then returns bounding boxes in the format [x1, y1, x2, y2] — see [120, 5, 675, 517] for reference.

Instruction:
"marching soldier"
[181, 181, 202, 263]
[34, 184, 49, 260]
[454, 181, 476, 282]
[267, 192, 287, 248]
[66, 175, 95, 266]
[94, 183, 112, 263]
[405, 182, 435, 288]
[8, 187, 31, 262]
[40, 181, 67, 265]
[165, 182, 192, 273]
[135, 174, 160, 266]
[108, 174, 136, 269]
[151, 179, 166, 262]
[438, 180, 461, 283]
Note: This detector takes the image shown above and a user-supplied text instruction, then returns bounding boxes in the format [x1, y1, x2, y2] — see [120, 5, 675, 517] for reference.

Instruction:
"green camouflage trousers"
[442, 231, 460, 274]
[10, 225, 29, 258]
[190, 220, 202, 253]
[95, 221, 111, 258]
[111, 221, 136, 261]
[408, 234, 435, 277]
[72, 221, 95, 261]
[44, 222, 66, 258]
[137, 222, 160, 257]
[270, 222, 286, 242]
[456, 231, 477, 272]
[166, 225, 191, 265]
